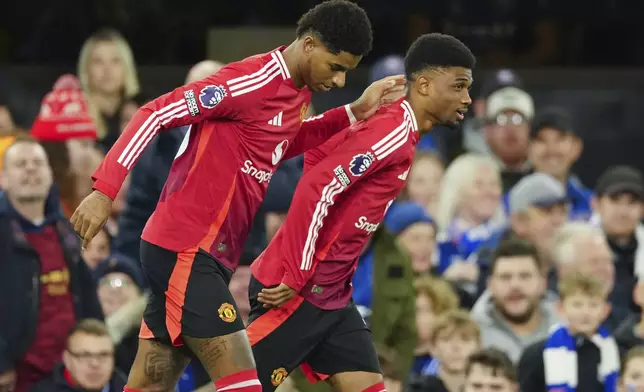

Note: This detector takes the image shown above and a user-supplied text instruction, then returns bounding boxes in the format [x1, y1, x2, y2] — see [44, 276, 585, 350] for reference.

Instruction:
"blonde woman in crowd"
[78, 29, 140, 151]
[435, 154, 505, 288]
[401, 151, 445, 217]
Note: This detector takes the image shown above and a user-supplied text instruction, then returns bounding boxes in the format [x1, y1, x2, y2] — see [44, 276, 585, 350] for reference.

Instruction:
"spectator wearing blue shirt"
[434, 154, 506, 293]
[523, 107, 592, 221]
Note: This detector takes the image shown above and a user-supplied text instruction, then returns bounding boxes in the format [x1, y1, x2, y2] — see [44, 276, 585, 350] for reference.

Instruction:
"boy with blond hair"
[518, 272, 620, 392]
[408, 309, 481, 392]
[412, 275, 460, 375]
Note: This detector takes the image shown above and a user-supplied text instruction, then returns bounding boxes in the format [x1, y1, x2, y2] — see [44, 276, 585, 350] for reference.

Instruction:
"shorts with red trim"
[138, 240, 245, 347]
[246, 275, 381, 391]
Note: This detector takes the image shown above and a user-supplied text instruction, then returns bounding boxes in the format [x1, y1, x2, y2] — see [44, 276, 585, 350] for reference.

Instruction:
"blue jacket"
[435, 222, 500, 274]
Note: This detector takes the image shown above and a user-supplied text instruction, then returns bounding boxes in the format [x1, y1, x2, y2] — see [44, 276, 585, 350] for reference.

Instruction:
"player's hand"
[0, 369, 16, 392]
[350, 75, 406, 121]
[70, 190, 112, 249]
[257, 282, 296, 308]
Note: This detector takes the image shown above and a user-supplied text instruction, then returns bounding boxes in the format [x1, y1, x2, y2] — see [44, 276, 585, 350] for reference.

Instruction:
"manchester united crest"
[271, 367, 288, 386]
[300, 103, 308, 122]
[218, 303, 237, 323]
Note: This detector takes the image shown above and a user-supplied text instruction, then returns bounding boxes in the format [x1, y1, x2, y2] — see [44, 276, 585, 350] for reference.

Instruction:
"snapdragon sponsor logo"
[355, 216, 379, 233]
[241, 160, 273, 184]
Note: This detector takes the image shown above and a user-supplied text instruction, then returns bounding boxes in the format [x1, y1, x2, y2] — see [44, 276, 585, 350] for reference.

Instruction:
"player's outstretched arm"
[72, 65, 248, 247]
[283, 75, 406, 161]
[91, 66, 247, 201]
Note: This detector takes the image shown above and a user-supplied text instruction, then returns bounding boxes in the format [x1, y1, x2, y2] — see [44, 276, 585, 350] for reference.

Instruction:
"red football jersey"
[92, 47, 356, 271]
[251, 99, 419, 309]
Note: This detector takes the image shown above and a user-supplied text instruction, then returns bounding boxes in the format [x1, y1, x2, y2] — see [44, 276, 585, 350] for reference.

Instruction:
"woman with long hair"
[435, 154, 505, 287]
[77, 29, 140, 151]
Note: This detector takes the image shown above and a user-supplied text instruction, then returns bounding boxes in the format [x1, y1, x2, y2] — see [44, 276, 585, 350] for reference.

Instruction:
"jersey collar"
[400, 99, 419, 132]
[272, 46, 292, 80]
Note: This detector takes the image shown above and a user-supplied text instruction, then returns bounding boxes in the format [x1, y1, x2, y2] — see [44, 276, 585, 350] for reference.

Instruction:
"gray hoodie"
[470, 292, 561, 364]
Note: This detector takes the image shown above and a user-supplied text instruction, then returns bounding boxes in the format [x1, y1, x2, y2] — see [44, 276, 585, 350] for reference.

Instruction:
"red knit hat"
[31, 74, 98, 142]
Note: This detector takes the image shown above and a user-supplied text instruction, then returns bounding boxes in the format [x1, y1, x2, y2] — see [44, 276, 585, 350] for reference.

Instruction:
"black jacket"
[614, 314, 644, 356]
[0, 190, 103, 373]
[518, 338, 604, 392]
[30, 363, 126, 392]
[607, 234, 639, 313]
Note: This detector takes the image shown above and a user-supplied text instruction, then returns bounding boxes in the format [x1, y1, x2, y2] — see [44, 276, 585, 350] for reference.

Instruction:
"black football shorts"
[139, 240, 245, 347]
[246, 275, 381, 391]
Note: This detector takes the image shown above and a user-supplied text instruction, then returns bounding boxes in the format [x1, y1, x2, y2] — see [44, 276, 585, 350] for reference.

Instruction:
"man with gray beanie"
[472, 173, 569, 298]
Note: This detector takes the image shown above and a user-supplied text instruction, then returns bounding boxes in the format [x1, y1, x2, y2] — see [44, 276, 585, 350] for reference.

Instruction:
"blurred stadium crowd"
[2, 19, 644, 392]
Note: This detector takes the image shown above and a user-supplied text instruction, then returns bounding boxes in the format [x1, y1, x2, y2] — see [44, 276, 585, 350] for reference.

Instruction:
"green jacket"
[291, 227, 417, 391]
[369, 226, 417, 381]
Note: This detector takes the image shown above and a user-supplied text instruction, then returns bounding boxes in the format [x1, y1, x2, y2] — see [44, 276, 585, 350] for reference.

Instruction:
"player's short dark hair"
[296, 0, 372, 56]
[466, 348, 517, 382]
[404, 33, 475, 79]
[490, 238, 541, 274]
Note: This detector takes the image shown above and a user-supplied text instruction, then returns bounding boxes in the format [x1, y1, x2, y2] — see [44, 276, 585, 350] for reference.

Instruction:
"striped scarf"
[543, 324, 619, 392]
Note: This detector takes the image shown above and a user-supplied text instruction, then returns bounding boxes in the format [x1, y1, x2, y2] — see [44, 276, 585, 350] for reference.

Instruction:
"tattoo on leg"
[184, 336, 229, 370]
[143, 342, 185, 389]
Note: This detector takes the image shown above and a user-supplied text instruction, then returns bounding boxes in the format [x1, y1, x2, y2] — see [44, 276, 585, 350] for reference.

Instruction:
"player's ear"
[302, 35, 316, 54]
[415, 74, 431, 97]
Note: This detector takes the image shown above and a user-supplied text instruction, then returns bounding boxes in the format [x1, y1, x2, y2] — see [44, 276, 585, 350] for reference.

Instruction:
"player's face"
[419, 67, 473, 127]
[302, 36, 361, 92]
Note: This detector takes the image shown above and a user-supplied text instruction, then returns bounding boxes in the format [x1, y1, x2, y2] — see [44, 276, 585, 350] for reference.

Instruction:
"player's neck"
[282, 42, 305, 88]
[406, 93, 435, 133]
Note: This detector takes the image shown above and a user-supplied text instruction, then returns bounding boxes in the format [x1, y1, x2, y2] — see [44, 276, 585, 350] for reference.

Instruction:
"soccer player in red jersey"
[247, 33, 475, 392]
[69, 1, 407, 391]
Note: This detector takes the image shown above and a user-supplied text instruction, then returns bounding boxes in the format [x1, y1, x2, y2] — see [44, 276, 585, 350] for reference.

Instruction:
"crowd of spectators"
[1, 28, 644, 392]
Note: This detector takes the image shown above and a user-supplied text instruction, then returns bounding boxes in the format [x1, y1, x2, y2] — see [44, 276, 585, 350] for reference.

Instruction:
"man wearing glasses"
[30, 319, 125, 392]
[483, 86, 534, 192]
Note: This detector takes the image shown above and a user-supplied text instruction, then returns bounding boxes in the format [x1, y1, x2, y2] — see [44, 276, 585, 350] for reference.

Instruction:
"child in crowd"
[518, 272, 620, 392]
[463, 348, 518, 392]
[412, 275, 460, 375]
[81, 226, 111, 270]
[619, 346, 644, 392]
[408, 309, 482, 392]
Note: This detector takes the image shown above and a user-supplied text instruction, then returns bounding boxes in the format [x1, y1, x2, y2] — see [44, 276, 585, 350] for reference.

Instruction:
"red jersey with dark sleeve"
[252, 99, 420, 309]
[91, 47, 355, 272]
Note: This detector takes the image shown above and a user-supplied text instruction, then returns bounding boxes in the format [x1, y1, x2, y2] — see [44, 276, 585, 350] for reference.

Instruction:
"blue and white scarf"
[420, 358, 440, 376]
[543, 324, 620, 392]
